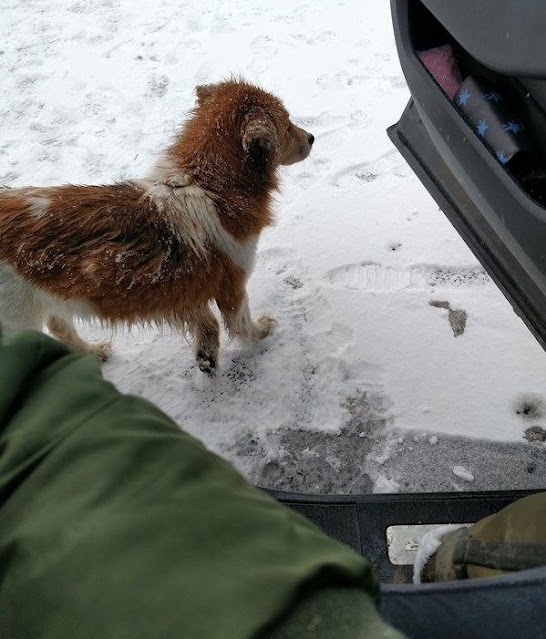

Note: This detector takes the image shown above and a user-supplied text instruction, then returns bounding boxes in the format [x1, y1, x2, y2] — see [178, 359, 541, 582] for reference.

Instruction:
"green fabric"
[261, 587, 405, 639]
[0, 332, 382, 639]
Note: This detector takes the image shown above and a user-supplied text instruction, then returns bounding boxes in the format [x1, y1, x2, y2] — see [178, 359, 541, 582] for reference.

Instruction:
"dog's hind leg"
[0, 262, 47, 336]
[47, 315, 112, 362]
[187, 306, 220, 375]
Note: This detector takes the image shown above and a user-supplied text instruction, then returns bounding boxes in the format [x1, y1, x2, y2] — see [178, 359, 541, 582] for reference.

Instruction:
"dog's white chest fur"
[138, 174, 259, 273]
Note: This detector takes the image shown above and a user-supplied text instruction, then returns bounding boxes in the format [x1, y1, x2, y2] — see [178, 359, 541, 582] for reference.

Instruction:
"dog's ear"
[195, 84, 218, 106]
[242, 117, 279, 170]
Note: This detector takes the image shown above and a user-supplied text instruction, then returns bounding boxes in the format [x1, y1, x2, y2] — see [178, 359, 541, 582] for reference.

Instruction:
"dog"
[0, 79, 313, 374]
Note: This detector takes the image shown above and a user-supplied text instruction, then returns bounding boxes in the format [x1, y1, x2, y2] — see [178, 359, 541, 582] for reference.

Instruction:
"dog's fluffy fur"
[0, 79, 313, 372]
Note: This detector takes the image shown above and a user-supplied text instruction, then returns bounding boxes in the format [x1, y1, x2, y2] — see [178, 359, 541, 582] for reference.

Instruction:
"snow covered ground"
[3, 0, 546, 493]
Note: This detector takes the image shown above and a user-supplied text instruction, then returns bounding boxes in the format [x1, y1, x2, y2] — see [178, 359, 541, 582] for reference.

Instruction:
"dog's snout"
[307, 133, 314, 145]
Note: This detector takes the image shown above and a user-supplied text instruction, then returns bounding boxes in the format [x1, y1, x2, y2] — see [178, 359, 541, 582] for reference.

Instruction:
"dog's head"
[193, 80, 314, 172]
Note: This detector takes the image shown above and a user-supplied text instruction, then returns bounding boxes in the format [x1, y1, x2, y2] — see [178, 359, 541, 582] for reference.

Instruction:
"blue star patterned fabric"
[476, 119, 489, 137]
[456, 88, 471, 107]
[454, 76, 529, 167]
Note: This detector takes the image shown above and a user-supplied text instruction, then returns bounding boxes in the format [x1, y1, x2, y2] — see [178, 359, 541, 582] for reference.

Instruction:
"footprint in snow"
[249, 35, 277, 75]
[331, 149, 410, 188]
[325, 262, 490, 294]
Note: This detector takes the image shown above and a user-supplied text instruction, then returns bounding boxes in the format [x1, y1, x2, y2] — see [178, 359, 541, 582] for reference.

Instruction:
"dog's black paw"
[196, 351, 216, 376]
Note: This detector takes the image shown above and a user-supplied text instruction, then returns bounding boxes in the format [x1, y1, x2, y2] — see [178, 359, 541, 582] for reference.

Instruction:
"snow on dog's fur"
[0, 79, 314, 373]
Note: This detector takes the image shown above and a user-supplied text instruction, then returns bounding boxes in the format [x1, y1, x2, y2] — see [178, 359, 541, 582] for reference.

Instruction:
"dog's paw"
[255, 314, 277, 339]
[196, 350, 217, 376]
[91, 340, 113, 362]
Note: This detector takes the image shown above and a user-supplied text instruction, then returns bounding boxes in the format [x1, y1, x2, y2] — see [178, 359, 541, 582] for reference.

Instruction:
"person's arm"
[261, 587, 404, 639]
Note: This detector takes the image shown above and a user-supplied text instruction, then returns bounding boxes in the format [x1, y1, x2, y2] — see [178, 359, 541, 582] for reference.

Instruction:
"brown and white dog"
[0, 79, 313, 373]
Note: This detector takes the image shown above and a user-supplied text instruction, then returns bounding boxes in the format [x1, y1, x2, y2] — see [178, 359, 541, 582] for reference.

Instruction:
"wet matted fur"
[0, 79, 314, 373]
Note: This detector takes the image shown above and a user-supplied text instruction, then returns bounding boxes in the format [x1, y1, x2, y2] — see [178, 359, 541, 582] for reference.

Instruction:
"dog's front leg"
[217, 287, 276, 343]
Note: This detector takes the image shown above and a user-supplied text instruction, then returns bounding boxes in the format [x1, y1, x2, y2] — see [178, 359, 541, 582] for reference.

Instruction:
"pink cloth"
[417, 44, 463, 100]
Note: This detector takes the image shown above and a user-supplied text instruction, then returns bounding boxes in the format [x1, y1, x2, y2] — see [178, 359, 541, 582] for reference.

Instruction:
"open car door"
[270, 2, 546, 636]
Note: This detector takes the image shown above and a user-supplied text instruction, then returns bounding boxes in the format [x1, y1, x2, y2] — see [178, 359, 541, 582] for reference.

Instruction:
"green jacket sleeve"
[261, 587, 405, 639]
[0, 331, 392, 639]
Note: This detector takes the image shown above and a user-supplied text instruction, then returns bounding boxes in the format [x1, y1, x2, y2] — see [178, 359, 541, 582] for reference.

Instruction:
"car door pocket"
[408, 0, 546, 207]
[454, 76, 530, 168]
